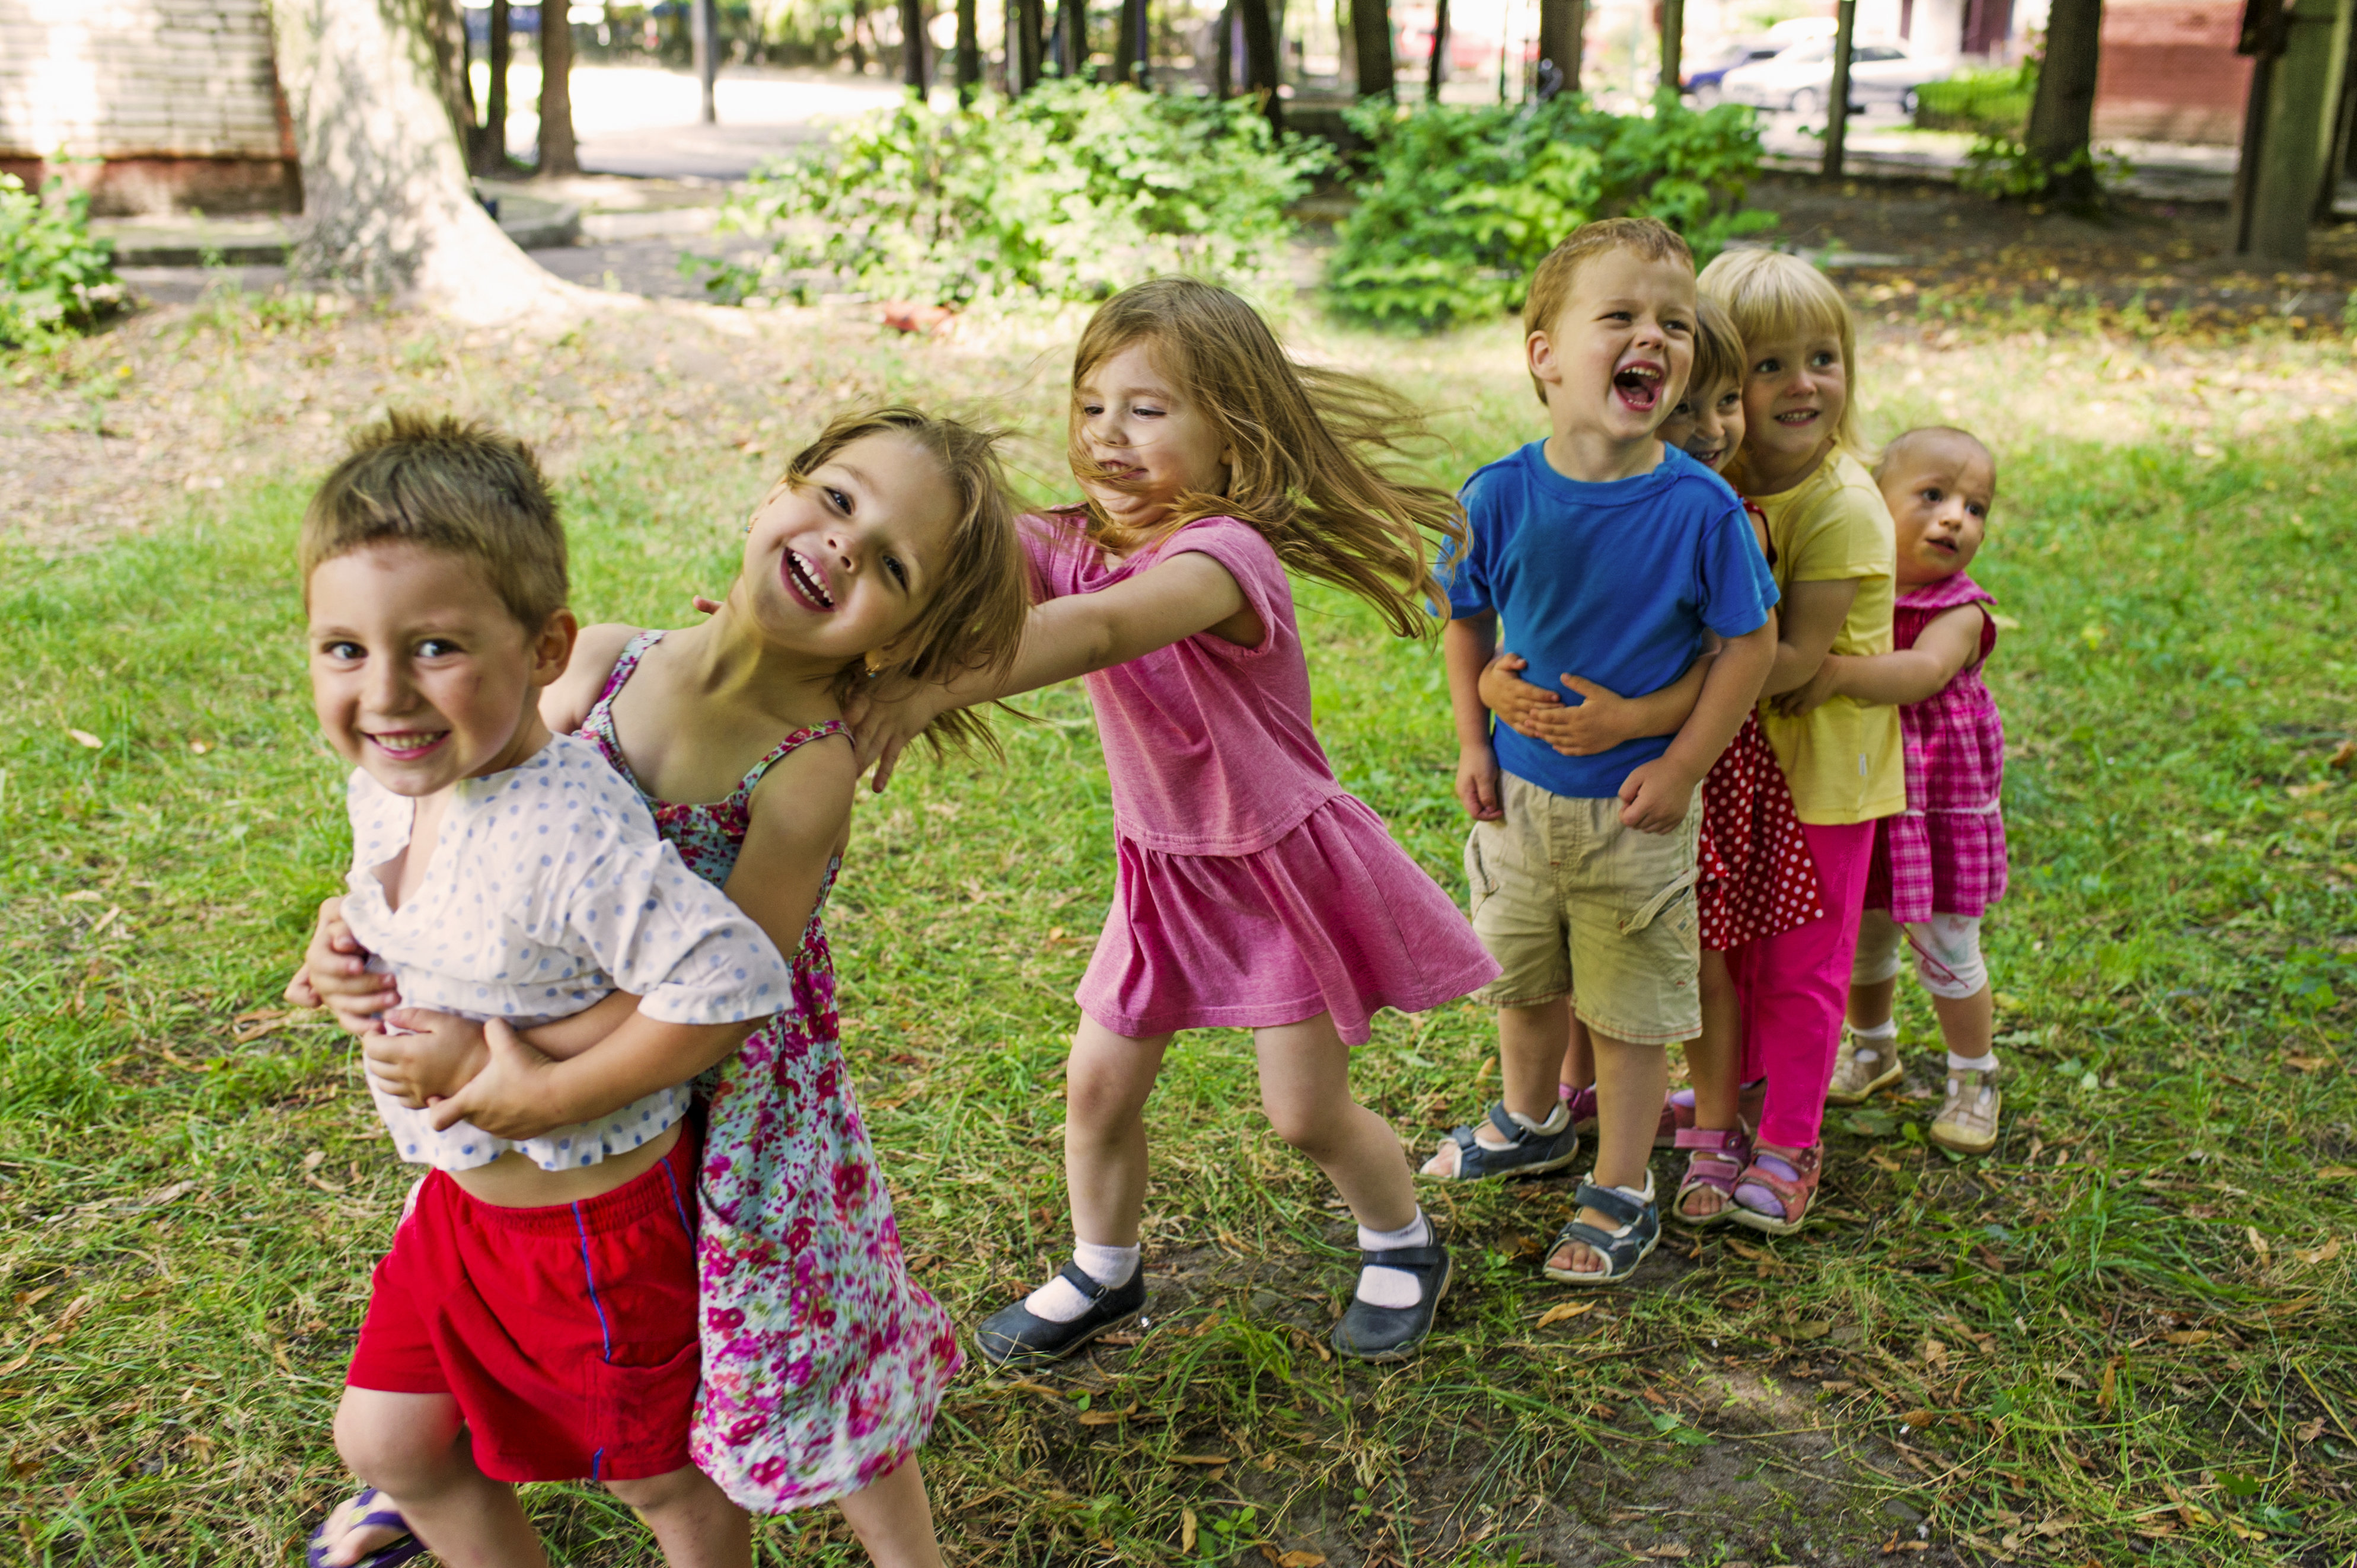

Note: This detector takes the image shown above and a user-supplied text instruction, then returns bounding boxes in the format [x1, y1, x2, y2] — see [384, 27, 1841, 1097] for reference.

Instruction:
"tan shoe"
[1930, 1068, 2002, 1155]
[1825, 1027, 1903, 1106]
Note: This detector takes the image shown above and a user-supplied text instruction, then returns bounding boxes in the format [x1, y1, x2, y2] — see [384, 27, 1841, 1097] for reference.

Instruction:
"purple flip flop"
[307, 1488, 423, 1568]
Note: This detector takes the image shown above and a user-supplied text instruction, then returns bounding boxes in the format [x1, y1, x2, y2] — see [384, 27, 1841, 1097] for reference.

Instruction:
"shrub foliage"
[1, 174, 122, 349]
[1325, 95, 1776, 331]
[693, 80, 1326, 308]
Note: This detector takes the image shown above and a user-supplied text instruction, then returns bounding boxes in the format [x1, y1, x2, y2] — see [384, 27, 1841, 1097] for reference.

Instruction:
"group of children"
[283, 219, 2011, 1568]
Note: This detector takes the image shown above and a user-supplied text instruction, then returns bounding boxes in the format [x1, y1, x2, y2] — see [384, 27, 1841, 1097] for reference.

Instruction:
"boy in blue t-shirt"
[1424, 218, 1779, 1288]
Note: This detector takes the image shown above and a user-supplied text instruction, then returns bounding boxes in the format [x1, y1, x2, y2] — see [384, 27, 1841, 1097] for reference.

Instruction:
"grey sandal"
[1542, 1179, 1660, 1286]
[1425, 1102, 1581, 1181]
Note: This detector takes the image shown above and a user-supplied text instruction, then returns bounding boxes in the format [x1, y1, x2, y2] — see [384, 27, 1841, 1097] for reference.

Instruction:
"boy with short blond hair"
[1424, 218, 1780, 1285]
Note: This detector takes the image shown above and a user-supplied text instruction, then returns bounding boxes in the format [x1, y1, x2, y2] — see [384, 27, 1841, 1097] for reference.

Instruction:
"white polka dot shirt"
[341, 734, 790, 1173]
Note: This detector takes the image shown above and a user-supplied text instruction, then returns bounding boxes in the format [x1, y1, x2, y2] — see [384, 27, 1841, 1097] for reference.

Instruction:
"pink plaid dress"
[1864, 573, 2007, 923]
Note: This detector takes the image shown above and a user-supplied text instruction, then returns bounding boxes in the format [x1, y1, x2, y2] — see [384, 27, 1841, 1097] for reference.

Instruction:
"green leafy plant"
[0, 173, 123, 349]
[1913, 62, 2036, 136]
[1957, 134, 2132, 204]
[1325, 93, 1777, 331]
[690, 80, 1326, 308]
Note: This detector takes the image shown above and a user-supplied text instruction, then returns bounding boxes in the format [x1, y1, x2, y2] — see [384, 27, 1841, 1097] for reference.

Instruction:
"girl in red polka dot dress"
[1478, 298, 1823, 1225]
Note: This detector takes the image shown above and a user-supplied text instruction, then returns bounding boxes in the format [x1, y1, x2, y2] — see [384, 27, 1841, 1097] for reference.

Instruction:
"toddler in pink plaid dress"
[1771, 426, 2008, 1155]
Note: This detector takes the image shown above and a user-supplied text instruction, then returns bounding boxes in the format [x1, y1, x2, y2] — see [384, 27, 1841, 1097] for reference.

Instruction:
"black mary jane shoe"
[975, 1263, 1146, 1369]
[1329, 1241, 1452, 1363]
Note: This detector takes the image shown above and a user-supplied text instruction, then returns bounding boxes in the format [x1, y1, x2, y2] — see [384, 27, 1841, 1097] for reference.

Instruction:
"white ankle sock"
[1354, 1211, 1431, 1309]
[1947, 1050, 1998, 1074]
[1471, 1100, 1568, 1151]
[1848, 1020, 1897, 1063]
[1023, 1241, 1140, 1324]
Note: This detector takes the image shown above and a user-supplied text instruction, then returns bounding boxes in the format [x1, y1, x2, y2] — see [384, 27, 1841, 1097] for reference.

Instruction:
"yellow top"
[1752, 452, 1905, 825]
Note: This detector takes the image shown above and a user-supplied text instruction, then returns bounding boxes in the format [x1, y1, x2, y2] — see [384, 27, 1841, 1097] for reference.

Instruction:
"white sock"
[1471, 1100, 1569, 1151]
[1022, 1241, 1140, 1324]
[1848, 1020, 1897, 1064]
[1948, 1050, 1998, 1074]
[1354, 1211, 1431, 1310]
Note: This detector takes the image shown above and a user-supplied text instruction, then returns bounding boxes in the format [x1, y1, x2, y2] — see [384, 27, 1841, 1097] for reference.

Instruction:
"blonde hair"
[1873, 425, 1995, 489]
[1520, 218, 1695, 406]
[1067, 277, 1465, 639]
[1698, 248, 1872, 465]
[300, 411, 564, 630]
[1688, 296, 1744, 408]
[777, 406, 1030, 757]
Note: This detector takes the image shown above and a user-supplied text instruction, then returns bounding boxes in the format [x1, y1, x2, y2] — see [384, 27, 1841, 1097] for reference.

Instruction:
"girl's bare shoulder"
[544, 621, 647, 732]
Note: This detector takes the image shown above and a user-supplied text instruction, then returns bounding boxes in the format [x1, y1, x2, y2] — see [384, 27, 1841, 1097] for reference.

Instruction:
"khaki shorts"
[1464, 773, 1702, 1046]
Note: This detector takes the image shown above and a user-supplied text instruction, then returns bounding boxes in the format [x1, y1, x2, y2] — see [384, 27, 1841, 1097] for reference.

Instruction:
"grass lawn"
[2, 289, 2355, 1566]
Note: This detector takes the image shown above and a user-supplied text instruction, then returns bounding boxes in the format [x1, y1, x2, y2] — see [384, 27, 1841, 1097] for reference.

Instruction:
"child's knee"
[332, 1389, 463, 1492]
[1911, 916, 1986, 999]
[1261, 1091, 1358, 1156]
[605, 1462, 719, 1513]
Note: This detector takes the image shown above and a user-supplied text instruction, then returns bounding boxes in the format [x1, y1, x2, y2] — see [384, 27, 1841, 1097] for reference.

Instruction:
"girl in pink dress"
[856, 278, 1500, 1365]
[1773, 425, 2007, 1155]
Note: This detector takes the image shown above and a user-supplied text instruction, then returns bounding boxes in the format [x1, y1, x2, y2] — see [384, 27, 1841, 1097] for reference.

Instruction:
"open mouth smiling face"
[1529, 247, 1698, 455]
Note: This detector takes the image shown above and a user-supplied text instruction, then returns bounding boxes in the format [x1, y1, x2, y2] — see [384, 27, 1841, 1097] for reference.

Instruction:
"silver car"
[1718, 36, 1951, 116]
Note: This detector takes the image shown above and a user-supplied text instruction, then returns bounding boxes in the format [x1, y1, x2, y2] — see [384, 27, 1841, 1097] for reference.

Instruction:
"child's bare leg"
[1676, 952, 1744, 1221]
[1254, 1013, 1417, 1231]
[331, 1388, 547, 1568]
[605, 1465, 751, 1568]
[833, 1454, 947, 1568]
[1063, 1019, 1172, 1247]
[1929, 984, 1995, 1060]
[1421, 999, 1569, 1177]
[1558, 1011, 1594, 1094]
[1847, 973, 1899, 1033]
[1547, 1032, 1667, 1275]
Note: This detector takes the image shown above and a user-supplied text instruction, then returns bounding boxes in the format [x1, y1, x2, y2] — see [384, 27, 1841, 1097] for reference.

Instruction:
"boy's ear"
[1526, 329, 1562, 392]
[530, 608, 580, 689]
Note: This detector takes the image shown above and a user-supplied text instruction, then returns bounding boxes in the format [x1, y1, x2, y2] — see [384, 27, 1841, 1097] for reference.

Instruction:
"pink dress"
[1025, 509, 1500, 1045]
[581, 633, 962, 1512]
[1863, 572, 2007, 923]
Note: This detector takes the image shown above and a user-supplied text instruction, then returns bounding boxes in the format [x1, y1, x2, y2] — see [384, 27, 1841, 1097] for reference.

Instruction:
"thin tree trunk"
[1012, 0, 1042, 89]
[901, 0, 929, 85]
[1239, 0, 1281, 124]
[270, 0, 575, 318]
[1822, 0, 1855, 174]
[1658, 0, 1682, 100]
[1537, 0, 1579, 97]
[850, 0, 870, 74]
[1057, 0, 1087, 75]
[1115, 0, 1149, 84]
[1350, 0, 1393, 97]
[1425, 0, 1448, 101]
[2024, 0, 2103, 203]
[1216, 0, 1234, 95]
[481, 0, 511, 172]
[956, 0, 980, 101]
[539, 0, 578, 174]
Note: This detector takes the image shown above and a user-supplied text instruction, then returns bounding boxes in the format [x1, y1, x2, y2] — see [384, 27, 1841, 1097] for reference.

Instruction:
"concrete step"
[91, 188, 581, 266]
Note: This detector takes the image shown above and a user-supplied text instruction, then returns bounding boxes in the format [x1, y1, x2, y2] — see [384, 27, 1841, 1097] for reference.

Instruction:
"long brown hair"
[1067, 279, 1465, 639]
[777, 405, 1029, 757]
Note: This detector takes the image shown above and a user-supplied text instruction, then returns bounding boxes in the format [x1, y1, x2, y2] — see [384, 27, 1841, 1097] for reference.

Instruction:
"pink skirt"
[1076, 794, 1501, 1046]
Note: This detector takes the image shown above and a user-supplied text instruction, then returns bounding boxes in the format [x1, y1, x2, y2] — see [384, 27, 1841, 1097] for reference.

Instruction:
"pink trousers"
[1727, 820, 1877, 1151]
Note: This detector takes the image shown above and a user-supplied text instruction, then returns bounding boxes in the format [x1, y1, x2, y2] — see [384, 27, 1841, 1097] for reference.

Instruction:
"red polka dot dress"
[1694, 505, 1826, 952]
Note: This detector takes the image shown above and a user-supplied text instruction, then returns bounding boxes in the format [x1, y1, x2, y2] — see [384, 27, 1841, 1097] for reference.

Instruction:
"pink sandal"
[1671, 1126, 1749, 1227]
[1559, 1082, 1678, 1147]
[1730, 1145, 1822, 1236]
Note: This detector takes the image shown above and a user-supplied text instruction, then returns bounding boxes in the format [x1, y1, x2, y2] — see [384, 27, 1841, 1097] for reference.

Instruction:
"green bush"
[1957, 133, 2132, 204]
[1323, 94, 1777, 332]
[0, 173, 123, 349]
[1915, 63, 2034, 136]
[691, 80, 1327, 308]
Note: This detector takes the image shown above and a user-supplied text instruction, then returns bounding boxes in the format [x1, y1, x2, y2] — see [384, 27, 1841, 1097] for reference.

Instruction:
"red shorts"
[347, 1126, 701, 1484]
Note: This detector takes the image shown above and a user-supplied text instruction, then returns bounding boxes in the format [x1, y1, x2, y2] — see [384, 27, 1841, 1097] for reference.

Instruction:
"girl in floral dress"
[304, 407, 1031, 1567]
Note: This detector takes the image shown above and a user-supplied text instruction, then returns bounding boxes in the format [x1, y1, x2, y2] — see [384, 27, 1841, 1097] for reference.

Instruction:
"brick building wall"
[2093, 0, 2251, 145]
[0, 0, 298, 215]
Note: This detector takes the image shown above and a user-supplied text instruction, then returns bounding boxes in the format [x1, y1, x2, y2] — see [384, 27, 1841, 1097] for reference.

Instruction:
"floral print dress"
[579, 631, 962, 1511]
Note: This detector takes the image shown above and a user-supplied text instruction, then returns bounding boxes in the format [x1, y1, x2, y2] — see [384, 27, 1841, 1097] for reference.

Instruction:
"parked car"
[1683, 41, 1784, 104]
[1718, 36, 1951, 116]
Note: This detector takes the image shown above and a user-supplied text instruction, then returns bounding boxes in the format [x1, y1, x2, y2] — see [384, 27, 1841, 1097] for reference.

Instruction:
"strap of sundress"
[738, 718, 851, 799]
[594, 628, 665, 707]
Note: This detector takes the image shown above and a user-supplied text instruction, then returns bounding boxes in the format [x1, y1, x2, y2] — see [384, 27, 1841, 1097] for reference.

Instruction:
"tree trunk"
[1011, 0, 1042, 90]
[1350, 0, 1393, 98]
[1115, 0, 1149, 84]
[2024, 0, 2103, 203]
[1238, 0, 1281, 124]
[1057, 0, 1088, 75]
[539, 0, 578, 175]
[480, 0, 511, 173]
[1216, 0, 1234, 95]
[1537, 0, 1580, 97]
[956, 0, 980, 101]
[901, 0, 930, 86]
[1658, 0, 1682, 99]
[270, 0, 575, 319]
[1425, 0, 1447, 99]
[692, 0, 718, 120]
[1822, 0, 1855, 174]
[849, 0, 870, 73]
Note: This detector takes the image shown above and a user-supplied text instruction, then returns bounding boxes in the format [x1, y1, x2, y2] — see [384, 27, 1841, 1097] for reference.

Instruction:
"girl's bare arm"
[1777, 604, 1986, 717]
[1759, 577, 1860, 697]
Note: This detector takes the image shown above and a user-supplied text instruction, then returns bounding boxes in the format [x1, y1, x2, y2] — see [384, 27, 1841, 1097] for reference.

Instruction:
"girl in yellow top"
[1697, 249, 1903, 1234]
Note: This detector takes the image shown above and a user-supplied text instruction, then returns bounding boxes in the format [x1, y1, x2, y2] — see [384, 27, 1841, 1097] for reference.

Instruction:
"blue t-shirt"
[1439, 440, 1779, 800]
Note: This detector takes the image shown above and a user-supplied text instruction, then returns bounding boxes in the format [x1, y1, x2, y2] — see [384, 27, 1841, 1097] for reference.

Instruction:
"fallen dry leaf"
[1535, 1301, 1597, 1328]
[2297, 1417, 2327, 1441]
[1076, 1401, 1138, 1426]
[1900, 1408, 1937, 1429]
[1794, 1319, 1832, 1340]
[1269, 1551, 1326, 1567]
[1181, 1508, 1198, 1553]
[0, 1354, 31, 1377]
[14, 1286, 58, 1309]
[2284, 1055, 2333, 1072]
[1170, 1452, 1230, 1466]
[1641, 1545, 1691, 1560]
[2164, 1330, 2212, 1347]
[68, 729, 101, 749]
[2320, 1167, 2357, 1180]
[2295, 1237, 2342, 1266]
